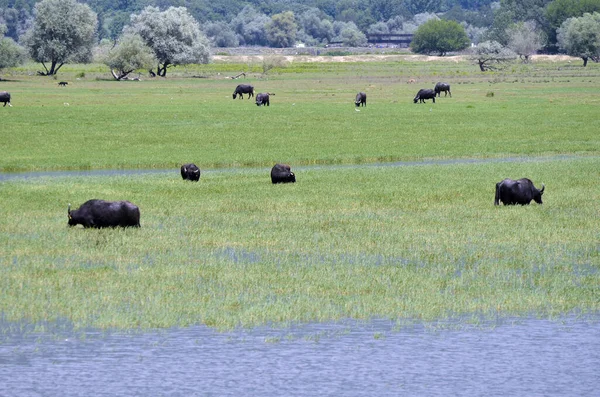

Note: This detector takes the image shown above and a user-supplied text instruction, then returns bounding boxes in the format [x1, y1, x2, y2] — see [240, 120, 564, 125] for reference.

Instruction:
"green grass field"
[1, 57, 599, 331]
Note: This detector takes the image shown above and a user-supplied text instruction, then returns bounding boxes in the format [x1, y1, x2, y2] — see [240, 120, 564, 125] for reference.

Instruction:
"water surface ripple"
[1, 317, 598, 396]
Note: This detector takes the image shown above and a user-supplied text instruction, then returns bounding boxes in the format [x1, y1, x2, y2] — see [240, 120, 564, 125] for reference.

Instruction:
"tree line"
[1, 0, 599, 78]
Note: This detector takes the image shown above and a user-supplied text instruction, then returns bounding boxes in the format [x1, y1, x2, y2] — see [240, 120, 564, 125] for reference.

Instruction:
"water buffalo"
[233, 84, 254, 99]
[68, 200, 141, 228]
[355, 92, 367, 107]
[0, 91, 11, 107]
[271, 163, 296, 184]
[494, 178, 545, 206]
[255, 93, 270, 106]
[414, 88, 436, 103]
[181, 163, 201, 181]
[434, 82, 451, 97]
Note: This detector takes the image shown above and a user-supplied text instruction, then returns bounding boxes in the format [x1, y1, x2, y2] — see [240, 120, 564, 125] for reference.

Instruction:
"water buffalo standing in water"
[68, 200, 141, 228]
[413, 88, 436, 103]
[271, 163, 296, 184]
[233, 84, 254, 99]
[355, 92, 367, 107]
[181, 163, 201, 181]
[434, 82, 451, 97]
[0, 91, 12, 107]
[255, 93, 270, 106]
[494, 178, 545, 206]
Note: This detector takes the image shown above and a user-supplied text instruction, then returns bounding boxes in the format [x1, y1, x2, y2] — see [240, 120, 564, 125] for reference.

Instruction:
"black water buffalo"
[494, 178, 545, 206]
[355, 92, 367, 107]
[181, 163, 201, 181]
[68, 200, 141, 228]
[413, 88, 436, 103]
[0, 91, 11, 107]
[434, 82, 451, 97]
[271, 163, 296, 184]
[255, 93, 270, 106]
[233, 84, 254, 99]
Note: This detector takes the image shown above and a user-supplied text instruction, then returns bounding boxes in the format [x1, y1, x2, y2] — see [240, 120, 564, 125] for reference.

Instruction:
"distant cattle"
[255, 93, 270, 106]
[271, 163, 296, 184]
[355, 92, 367, 107]
[58, 81, 68, 87]
[68, 199, 140, 228]
[413, 88, 436, 103]
[233, 84, 254, 99]
[434, 82, 451, 97]
[181, 163, 201, 181]
[494, 178, 545, 206]
[0, 91, 11, 107]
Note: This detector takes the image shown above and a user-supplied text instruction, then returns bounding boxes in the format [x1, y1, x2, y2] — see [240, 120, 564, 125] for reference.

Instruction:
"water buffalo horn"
[68, 203, 71, 214]
[540, 184, 545, 193]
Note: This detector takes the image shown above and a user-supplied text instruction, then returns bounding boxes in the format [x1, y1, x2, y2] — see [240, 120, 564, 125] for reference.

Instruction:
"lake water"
[1, 317, 599, 396]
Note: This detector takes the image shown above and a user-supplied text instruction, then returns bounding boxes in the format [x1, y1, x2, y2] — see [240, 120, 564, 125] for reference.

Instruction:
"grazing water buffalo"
[255, 93, 270, 106]
[413, 88, 436, 103]
[68, 200, 141, 228]
[494, 178, 545, 206]
[434, 82, 451, 97]
[271, 163, 296, 184]
[355, 92, 367, 107]
[181, 163, 201, 181]
[233, 84, 254, 99]
[0, 91, 11, 107]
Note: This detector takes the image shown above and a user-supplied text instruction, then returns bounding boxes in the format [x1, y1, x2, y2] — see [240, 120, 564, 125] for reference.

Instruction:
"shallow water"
[0, 154, 593, 181]
[1, 317, 598, 396]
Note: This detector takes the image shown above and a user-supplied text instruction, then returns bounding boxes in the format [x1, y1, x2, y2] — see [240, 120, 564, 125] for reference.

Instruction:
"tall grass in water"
[1, 158, 598, 330]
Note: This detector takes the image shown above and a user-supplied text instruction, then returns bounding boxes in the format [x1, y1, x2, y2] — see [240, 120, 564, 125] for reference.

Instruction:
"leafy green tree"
[21, 0, 97, 76]
[557, 12, 600, 66]
[204, 21, 239, 47]
[0, 24, 26, 75]
[469, 40, 517, 71]
[333, 21, 368, 46]
[507, 20, 545, 62]
[298, 8, 334, 44]
[266, 11, 297, 47]
[230, 6, 270, 46]
[411, 19, 470, 55]
[127, 6, 210, 77]
[546, 0, 600, 51]
[402, 0, 443, 15]
[101, 33, 156, 80]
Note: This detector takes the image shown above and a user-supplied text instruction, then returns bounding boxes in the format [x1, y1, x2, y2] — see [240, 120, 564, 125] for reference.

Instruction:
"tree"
[230, 6, 270, 46]
[411, 19, 470, 55]
[557, 12, 600, 66]
[101, 33, 156, 80]
[469, 40, 517, 71]
[546, 0, 600, 51]
[204, 21, 239, 47]
[333, 21, 368, 47]
[127, 6, 210, 77]
[506, 20, 544, 62]
[21, 0, 97, 76]
[298, 8, 334, 44]
[266, 11, 297, 48]
[0, 24, 26, 76]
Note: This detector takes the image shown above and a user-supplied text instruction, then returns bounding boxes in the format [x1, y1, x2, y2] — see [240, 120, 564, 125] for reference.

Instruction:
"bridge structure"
[366, 33, 414, 47]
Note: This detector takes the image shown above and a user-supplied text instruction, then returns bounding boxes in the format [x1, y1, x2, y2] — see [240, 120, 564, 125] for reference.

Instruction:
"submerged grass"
[1, 158, 598, 330]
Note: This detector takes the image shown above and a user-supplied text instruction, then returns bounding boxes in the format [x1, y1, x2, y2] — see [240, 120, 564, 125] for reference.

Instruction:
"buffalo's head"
[533, 184, 545, 204]
[232, 93, 237, 99]
[67, 203, 76, 226]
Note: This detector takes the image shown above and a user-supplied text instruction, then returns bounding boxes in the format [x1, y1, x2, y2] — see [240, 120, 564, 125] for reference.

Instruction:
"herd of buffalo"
[1, 85, 545, 228]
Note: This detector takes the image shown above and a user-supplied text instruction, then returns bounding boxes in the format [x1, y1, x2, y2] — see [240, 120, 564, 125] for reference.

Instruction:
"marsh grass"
[1, 157, 598, 330]
[1, 57, 599, 331]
